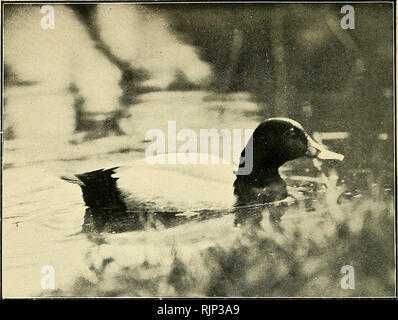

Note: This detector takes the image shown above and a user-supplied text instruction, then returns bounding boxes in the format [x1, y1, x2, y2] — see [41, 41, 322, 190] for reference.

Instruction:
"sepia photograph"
[1, 1, 396, 300]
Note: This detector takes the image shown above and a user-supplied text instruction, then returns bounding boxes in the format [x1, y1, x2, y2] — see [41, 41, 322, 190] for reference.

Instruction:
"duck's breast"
[115, 154, 238, 212]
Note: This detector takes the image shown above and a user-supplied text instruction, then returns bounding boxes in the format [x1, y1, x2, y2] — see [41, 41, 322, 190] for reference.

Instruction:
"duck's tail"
[60, 167, 127, 212]
[60, 174, 85, 186]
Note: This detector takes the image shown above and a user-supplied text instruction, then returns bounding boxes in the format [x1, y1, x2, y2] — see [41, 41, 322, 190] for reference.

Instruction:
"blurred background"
[2, 3, 395, 297]
[4, 3, 393, 169]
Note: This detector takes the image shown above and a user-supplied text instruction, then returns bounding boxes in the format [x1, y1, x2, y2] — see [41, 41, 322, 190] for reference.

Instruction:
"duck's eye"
[285, 127, 296, 137]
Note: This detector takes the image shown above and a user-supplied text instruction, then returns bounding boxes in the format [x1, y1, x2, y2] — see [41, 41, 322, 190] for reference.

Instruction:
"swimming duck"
[62, 118, 343, 232]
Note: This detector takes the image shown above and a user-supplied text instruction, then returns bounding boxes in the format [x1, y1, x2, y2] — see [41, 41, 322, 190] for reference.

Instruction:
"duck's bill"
[306, 136, 344, 161]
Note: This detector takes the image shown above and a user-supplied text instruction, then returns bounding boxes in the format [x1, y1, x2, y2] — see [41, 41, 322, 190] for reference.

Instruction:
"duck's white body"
[61, 118, 344, 233]
[113, 154, 238, 212]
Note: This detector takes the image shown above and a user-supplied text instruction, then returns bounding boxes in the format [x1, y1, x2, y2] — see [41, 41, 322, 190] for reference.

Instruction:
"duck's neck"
[233, 165, 286, 206]
[234, 165, 282, 188]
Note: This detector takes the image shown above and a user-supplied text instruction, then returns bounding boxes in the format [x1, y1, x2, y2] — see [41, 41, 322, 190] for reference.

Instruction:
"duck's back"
[111, 154, 238, 212]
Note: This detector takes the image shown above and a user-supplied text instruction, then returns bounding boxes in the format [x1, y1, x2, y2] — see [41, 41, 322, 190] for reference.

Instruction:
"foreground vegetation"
[46, 171, 395, 297]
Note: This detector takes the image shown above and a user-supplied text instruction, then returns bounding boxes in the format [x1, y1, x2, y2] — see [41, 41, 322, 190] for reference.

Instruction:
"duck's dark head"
[234, 118, 343, 205]
[237, 117, 343, 173]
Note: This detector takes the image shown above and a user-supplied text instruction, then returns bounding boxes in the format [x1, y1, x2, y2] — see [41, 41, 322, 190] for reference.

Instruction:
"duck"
[61, 118, 344, 232]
